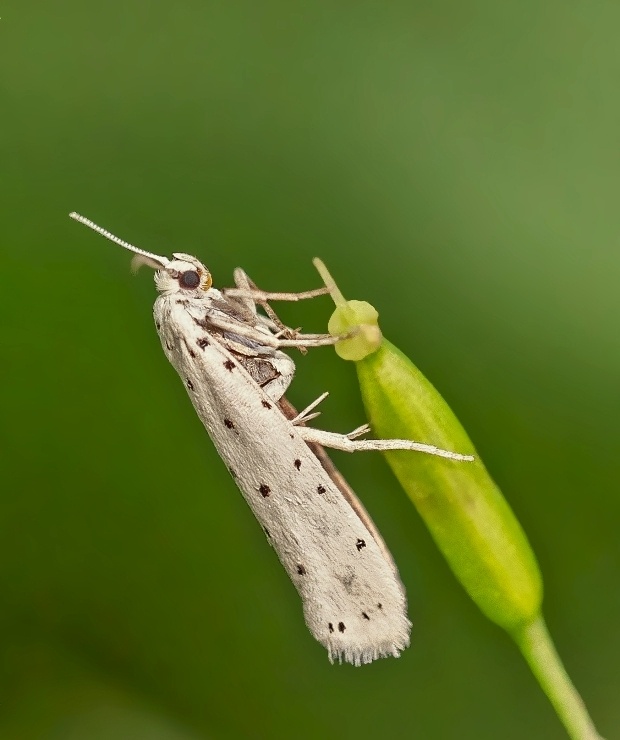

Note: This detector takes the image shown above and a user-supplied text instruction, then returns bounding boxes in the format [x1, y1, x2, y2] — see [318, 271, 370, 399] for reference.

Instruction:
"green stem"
[513, 616, 603, 739]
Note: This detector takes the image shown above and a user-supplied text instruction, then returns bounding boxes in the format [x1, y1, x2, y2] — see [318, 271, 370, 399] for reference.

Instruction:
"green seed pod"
[313, 260, 603, 739]
[314, 259, 542, 633]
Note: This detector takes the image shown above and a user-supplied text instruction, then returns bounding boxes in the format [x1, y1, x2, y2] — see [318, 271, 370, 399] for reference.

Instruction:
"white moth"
[70, 212, 473, 666]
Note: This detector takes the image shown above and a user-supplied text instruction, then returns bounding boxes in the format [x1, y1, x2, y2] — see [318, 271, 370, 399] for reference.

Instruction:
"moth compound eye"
[179, 270, 201, 289]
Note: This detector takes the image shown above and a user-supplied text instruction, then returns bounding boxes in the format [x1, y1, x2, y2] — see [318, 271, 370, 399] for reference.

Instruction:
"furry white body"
[155, 289, 410, 665]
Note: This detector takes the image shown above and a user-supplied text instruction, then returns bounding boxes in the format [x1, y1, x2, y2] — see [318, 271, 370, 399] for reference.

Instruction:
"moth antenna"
[130, 253, 168, 272]
[69, 212, 170, 267]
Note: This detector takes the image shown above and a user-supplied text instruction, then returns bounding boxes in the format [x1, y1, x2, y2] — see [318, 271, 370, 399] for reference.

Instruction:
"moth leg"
[225, 279, 330, 304]
[290, 391, 329, 425]
[206, 312, 346, 355]
[274, 332, 352, 349]
[228, 270, 332, 342]
[345, 423, 372, 439]
[232, 268, 292, 335]
[211, 318, 349, 351]
[204, 315, 282, 349]
[255, 313, 283, 332]
[295, 426, 475, 462]
[230, 267, 258, 315]
[228, 270, 346, 350]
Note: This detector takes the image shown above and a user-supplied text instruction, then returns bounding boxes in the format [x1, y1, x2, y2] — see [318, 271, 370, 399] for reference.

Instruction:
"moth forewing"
[156, 295, 411, 665]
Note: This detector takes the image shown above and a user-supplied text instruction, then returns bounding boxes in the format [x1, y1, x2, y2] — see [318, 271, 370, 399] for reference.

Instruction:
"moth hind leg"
[295, 426, 475, 462]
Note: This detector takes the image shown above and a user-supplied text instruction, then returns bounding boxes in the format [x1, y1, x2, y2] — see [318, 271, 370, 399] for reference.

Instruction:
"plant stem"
[513, 616, 603, 739]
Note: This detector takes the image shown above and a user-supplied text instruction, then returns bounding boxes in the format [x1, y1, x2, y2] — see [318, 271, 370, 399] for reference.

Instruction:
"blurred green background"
[1, 1, 618, 738]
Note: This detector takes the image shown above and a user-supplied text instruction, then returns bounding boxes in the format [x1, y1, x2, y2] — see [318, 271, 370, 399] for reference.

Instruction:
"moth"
[70, 212, 472, 666]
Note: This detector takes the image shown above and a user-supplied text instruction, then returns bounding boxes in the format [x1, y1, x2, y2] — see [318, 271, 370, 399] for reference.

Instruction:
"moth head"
[153, 253, 213, 296]
[68, 213, 213, 296]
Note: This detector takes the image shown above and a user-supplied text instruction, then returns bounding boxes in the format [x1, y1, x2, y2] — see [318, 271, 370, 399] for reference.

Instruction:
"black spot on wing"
[224, 418, 235, 429]
[223, 359, 235, 371]
[356, 538, 366, 551]
[338, 622, 346, 633]
[317, 484, 326, 494]
[296, 564, 306, 575]
[328, 623, 334, 633]
[186, 379, 194, 391]
[294, 459, 301, 470]
[182, 338, 196, 358]
[259, 484, 271, 497]
[197, 337, 210, 349]
[261, 400, 272, 409]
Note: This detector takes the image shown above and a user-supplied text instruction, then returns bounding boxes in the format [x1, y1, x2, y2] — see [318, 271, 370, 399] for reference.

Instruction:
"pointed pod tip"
[313, 258, 346, 306]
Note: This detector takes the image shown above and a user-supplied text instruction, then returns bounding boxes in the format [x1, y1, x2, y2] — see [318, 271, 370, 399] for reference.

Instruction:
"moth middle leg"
[226, 267, 331, 343]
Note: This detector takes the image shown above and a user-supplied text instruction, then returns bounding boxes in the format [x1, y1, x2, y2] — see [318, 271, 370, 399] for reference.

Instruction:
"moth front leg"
[226, 269, 332, 344]
[226, 270, 330, 305]
[230, 268, 263, 318]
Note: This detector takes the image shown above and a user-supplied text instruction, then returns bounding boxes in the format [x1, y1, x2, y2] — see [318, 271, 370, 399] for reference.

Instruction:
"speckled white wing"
[155, 294, 411, 666]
